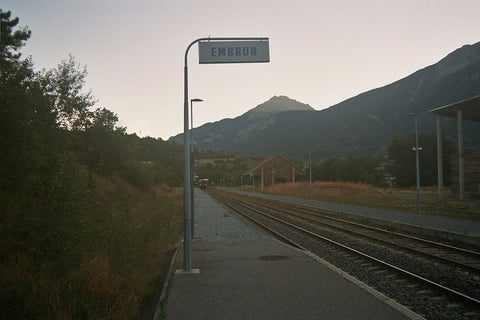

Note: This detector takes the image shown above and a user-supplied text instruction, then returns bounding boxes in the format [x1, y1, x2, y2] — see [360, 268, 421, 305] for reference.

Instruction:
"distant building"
[242, 155, 305, 191]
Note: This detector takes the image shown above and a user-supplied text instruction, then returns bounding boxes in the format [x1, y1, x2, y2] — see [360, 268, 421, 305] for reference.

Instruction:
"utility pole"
[409, 113, 422, 215]
[309, 151, 312, 200]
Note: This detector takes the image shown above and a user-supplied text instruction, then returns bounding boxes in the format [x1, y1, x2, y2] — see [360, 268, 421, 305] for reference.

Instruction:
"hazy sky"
[4, 0, 480, 140]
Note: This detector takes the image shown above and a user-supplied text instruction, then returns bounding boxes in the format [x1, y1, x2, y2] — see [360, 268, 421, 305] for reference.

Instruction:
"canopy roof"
[243, 155, 305, 176]
[429, 95, 480, 122]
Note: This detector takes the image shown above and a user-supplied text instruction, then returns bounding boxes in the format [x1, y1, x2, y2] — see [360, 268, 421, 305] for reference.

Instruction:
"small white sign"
[199, 40, 269, 64]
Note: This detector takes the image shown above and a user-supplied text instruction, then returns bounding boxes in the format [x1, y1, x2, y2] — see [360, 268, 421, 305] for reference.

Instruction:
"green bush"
[118, 161, 155, 190]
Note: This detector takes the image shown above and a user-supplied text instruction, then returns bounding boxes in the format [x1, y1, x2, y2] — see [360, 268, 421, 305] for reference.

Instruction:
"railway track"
[228, 192, 480, 273]
[206, 188, 480, 320]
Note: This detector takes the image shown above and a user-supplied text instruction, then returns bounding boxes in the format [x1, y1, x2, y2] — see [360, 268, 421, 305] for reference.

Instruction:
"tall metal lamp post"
[190, 98, 203, 238]
[408, 113, 422, 215]
[182, 37, 269, 272]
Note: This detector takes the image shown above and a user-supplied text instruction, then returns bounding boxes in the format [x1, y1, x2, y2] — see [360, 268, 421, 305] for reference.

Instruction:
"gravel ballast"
[229, 188, 480, 237]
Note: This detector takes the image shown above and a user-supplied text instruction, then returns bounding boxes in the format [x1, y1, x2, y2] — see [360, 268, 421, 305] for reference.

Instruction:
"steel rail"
[238, 194, 480, 273]
[269, 202, 480, 274]
[209, 189, 480, 309]
[286, 202, 480, 257]
[220, 190, 480, 259]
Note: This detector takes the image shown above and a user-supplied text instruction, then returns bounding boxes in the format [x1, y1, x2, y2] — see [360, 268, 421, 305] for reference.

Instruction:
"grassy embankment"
[1, 171, 183, 319]
[257, 181, 480, 220]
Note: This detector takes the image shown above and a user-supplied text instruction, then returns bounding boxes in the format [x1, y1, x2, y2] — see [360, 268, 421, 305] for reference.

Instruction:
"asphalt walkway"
[161, 189, 423, 320]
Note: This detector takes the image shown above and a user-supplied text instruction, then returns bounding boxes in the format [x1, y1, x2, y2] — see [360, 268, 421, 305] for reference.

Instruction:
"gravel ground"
[228, 188, 480, 236]
[193, 188, 270, 243]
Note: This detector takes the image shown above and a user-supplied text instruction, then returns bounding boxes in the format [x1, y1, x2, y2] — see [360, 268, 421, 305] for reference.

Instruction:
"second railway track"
[206, 188, 480, 320]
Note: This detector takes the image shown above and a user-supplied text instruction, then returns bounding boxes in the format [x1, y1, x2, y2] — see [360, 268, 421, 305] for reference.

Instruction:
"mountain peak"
[249, 95, 315, 114]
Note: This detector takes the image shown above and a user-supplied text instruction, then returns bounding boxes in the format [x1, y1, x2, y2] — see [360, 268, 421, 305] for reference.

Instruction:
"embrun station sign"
[198, 40, 270, 64]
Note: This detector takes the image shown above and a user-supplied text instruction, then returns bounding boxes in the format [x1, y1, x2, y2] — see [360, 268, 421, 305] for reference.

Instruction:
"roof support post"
[261, 167, 264, 191]
[458, 109, 465, 200]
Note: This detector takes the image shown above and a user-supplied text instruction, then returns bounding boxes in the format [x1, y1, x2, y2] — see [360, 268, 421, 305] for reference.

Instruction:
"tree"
[41, 54, 96, 130]
[0, 9, 31, 75]
[91, 107, 124, 132]
[386, 132, 454, 187]
[314, 155, 383, 186]
[0, 10, 59, 196]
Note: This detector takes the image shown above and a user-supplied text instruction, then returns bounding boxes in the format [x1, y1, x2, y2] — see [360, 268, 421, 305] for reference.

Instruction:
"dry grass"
[260, 181, 480, 218]
[196, 158, 234, 165]
[1, 176, 184, 319]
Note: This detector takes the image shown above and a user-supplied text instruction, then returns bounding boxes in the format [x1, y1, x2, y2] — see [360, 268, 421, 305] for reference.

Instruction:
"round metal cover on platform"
[259, 255, 290, 261]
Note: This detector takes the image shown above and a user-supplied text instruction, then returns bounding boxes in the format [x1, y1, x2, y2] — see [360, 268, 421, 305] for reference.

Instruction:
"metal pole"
[414, 115, 421, 215]
[183, 62, 192, 271]
[182, 37, 268, 271]
[271, 160, 275, 194]
[190, 98, 203, 239]
[190, 100, 194, 239]
[182, 38, 206, 271]
[309, 151, 312, 200]
[458, 109, 464, 200]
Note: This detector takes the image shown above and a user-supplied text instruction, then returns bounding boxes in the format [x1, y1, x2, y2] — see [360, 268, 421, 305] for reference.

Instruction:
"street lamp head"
[191, 98, 203, 102]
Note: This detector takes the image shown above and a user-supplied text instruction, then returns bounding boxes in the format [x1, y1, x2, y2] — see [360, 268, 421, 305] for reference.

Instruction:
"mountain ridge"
[169, 41, 480, 160]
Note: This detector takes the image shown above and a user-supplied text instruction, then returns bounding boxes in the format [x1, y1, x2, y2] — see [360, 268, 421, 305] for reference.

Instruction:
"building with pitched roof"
[242, 155, 306, 191]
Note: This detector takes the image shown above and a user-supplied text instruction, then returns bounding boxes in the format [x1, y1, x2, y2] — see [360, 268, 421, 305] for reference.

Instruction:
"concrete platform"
[161, 190, 424, 320]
